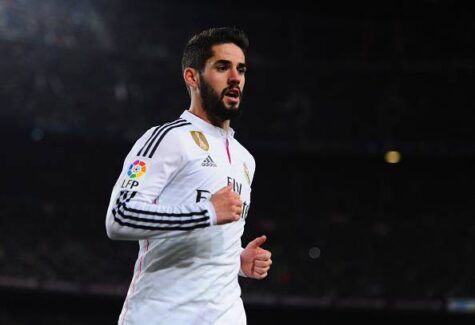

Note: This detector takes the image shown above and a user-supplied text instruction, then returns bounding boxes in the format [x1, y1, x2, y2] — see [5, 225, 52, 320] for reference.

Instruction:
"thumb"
[247, 235, 267, 249]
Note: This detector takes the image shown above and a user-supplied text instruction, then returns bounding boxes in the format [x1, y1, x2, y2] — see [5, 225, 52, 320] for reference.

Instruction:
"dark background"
[0, 0, 474, 324]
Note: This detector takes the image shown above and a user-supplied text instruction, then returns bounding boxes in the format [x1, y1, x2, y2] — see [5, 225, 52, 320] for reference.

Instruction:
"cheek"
[205, 76, 225, 91]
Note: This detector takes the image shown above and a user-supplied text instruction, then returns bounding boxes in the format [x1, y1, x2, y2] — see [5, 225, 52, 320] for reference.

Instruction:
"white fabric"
[106, 110, 255, 325]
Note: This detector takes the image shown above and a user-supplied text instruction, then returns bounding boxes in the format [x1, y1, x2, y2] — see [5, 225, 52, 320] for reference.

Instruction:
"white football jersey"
[106, 110, 255, 325]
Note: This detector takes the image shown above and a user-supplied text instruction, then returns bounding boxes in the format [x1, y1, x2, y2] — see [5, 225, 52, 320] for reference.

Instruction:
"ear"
[183, 67, 199, 90]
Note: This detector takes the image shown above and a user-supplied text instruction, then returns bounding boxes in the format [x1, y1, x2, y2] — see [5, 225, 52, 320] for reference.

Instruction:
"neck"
[188, 101, 231, 131]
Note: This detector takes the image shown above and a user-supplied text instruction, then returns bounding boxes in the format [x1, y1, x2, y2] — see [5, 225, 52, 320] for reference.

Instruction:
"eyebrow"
[214, 59, 247, 69]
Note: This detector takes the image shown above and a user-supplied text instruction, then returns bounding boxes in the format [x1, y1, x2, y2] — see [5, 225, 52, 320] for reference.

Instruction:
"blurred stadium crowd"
[0, 0, 474, 317]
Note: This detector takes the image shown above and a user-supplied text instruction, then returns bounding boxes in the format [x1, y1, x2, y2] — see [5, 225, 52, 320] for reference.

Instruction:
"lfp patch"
[127, 160, 147, 179]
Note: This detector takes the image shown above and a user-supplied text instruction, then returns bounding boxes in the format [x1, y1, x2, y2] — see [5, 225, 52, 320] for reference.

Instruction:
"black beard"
[199, 76, 242, 126]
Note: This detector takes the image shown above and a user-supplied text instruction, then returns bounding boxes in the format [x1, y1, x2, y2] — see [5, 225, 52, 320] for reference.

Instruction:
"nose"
[228, 67, 241, 85]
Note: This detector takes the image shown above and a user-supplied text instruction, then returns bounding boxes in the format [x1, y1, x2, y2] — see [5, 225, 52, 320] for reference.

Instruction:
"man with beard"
[105, 27, 272, 324]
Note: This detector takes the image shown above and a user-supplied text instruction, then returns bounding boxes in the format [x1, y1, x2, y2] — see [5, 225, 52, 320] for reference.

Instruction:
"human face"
[199, 43, 246, 123]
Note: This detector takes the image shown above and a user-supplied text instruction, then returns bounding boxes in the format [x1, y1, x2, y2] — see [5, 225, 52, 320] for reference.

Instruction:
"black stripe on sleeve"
[112, 213, 210, 231]
[116, 208, 209, 224]
[112, 191, 210, 230]
[148, 121, 191, 158]
[122, 205, 207, 217]
[138, 119, 185, 157]
[136, 126, 161, 157]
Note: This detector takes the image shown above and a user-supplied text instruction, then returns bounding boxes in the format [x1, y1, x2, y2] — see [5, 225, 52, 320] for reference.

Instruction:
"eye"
[216, 65, 227, 72]
[238, 66, 247, 74]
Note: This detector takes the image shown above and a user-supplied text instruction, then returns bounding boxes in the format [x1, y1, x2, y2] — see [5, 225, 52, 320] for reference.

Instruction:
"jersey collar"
[181, 110, 235, 138]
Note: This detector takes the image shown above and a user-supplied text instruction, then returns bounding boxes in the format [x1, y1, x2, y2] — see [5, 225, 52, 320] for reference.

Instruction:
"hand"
[240, 235, 272, 279]
[210, 185, 242, 225]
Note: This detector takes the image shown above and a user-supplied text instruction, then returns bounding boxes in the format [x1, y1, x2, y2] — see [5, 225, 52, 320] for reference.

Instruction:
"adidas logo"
[201, 155, 217, 167]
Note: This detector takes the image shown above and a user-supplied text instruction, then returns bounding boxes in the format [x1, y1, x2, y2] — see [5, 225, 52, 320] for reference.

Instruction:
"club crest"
[190, 131, 209, 151]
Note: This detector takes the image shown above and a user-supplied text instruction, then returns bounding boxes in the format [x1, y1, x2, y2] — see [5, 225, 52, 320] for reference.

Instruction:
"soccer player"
[105, 27, 272, 324]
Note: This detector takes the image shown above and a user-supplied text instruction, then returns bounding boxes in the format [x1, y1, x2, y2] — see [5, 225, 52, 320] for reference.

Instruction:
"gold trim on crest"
[190, 131, 209, 151]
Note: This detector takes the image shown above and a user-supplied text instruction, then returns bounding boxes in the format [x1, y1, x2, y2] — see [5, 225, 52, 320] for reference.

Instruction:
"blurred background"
[0, 0, 474, 324]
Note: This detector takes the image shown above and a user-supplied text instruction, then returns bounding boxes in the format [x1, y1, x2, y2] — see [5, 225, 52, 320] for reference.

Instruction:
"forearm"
[106, 190, 217, 240]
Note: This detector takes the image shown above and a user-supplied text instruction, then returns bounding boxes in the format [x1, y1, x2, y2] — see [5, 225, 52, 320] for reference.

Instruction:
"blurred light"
[31, 128, 44, 141]
[115, 82, 128, 102]
[308, 247, 321, 259]
[448, 298, 475, 313]
[385, 150, 401, 164]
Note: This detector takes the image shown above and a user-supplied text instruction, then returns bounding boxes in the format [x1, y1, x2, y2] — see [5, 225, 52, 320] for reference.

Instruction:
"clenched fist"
[210, 185, 243, 224]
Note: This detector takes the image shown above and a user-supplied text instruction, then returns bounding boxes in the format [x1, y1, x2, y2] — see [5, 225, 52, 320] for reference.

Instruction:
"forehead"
[208, 43, 245, 64]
